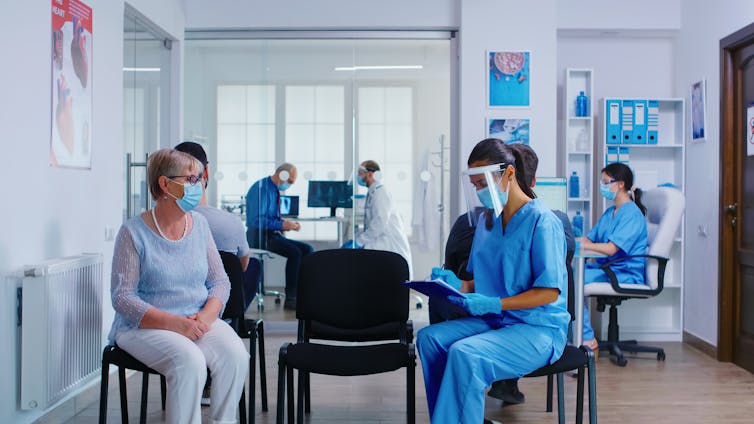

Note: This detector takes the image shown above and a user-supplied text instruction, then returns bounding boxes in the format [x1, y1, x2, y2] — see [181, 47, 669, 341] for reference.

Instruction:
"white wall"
[558, 0, 681, 32]
[674, 0, 754, 347]
[0, 1, 183, 422]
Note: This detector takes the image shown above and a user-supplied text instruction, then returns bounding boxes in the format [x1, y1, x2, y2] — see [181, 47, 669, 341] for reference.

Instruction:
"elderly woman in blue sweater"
[108, 148, 248, 424]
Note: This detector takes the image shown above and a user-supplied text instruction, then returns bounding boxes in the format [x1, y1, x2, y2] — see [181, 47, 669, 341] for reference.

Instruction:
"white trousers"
[116, 319, 249, 424]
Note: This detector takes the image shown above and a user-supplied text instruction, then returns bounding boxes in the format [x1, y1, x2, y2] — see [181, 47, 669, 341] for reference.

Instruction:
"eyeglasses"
[168, 174, 204, 185]
[601, 179, 617, 185]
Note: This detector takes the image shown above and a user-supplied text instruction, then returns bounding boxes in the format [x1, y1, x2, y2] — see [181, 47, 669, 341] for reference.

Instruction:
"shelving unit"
[598, 97, 686, 342]
[563, 68, 594, 232]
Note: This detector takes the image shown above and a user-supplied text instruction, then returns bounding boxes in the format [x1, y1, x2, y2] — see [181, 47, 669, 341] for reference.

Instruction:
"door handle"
[725, 203, 738, 214]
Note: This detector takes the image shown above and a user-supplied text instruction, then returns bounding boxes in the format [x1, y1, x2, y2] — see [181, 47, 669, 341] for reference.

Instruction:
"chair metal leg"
[407, 361, 415, 424]
[556, 373, 565, 424]
[139, 372, 149, 424]
[250, 327, 257, 424]
[160, 375, 166, 411]
[98, 360, 109, 424]
[304, 372, 311, 413]
[576, 366, 585, 424]
[546, 374, 553, 412]
[587, 351, 598, 424]
[286, 367, 295, 424]
[239, 388, 247, 424]
[118, 367, 129, 424]
[297, 371, 304, 424]
[276, 351, 286, 424]
[258, 321, 269, 411]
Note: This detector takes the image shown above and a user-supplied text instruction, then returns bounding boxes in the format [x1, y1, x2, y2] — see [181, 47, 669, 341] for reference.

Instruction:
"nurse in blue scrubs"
[578, 162, 648, 351]
[416, 138, 569, 424]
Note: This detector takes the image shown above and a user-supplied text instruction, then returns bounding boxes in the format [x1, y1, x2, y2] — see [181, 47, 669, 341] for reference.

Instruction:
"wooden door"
[720, 24, 754, 372]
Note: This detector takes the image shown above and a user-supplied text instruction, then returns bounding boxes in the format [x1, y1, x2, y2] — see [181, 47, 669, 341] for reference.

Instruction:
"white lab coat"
[355, 182, 413, 277]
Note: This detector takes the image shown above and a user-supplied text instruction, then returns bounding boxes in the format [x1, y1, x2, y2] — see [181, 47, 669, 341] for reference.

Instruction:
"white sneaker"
[201, 387, 211, 406]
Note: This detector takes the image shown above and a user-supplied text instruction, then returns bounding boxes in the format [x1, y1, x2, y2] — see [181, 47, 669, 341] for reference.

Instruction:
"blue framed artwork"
[488, 51, 530, 107]
[488, 118, 530, 145]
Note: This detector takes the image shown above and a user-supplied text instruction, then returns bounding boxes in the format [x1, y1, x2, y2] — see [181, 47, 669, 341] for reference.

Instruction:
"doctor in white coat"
[354, 160, 413, 277]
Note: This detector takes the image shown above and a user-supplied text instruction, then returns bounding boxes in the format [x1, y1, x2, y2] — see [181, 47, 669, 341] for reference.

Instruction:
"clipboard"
[402, 279, 468, 300]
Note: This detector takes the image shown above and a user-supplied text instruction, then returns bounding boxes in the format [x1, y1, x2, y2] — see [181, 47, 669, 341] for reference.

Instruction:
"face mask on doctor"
[464, 162, 510, 218]
[476, 183, 508, 210]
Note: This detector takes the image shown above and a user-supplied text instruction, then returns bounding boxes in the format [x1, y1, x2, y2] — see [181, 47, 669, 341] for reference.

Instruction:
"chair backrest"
[552, 210, 576, 321]
[297, 249, 410, 335]
[641, 187, 685, 289]
[218, 251, 246, 322]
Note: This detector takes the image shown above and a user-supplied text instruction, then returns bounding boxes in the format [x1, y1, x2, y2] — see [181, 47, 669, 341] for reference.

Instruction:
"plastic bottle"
[576, 91, 588, 117]
[573, 210, 584, 237]
[569, 171, 580, 198]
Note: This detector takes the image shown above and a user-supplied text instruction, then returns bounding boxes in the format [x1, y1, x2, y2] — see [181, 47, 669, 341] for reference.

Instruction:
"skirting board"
[683, 331, 717, 359]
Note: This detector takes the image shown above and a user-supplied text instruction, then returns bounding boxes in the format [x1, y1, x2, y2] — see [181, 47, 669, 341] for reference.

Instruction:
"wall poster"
[488, 118, 530, 145]
[51, 0, 93, 168]
[488, 51, 530, 107]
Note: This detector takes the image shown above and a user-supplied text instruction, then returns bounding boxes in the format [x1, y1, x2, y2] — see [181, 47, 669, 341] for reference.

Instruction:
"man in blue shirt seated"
[246, 163, 313, 310]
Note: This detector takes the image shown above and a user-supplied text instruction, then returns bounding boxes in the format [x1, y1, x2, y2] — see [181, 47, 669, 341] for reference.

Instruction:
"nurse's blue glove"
[341, 239, 362, 249]
[431, 267, 462, 290]
[449, 293, 502, 316]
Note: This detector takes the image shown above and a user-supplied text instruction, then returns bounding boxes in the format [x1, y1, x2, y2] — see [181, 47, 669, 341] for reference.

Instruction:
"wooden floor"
[58, 298, 754, 423]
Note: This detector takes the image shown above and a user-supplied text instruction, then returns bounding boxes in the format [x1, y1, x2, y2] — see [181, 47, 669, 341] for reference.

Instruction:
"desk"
[291, 216, 347, 246]
[573, 246, 607, 347]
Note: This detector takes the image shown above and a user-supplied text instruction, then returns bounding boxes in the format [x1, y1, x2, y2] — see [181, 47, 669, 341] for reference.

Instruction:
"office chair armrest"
[599, 254, 668, 296]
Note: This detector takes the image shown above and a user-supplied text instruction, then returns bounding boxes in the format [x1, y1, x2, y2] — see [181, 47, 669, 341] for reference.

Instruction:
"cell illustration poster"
[488, 51, 530, 107]
[51, 0, 93, 168]
[488, 118, 530, 145]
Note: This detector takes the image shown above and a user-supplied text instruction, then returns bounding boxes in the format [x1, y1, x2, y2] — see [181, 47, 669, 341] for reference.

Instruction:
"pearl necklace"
[151, 206, 187, 241]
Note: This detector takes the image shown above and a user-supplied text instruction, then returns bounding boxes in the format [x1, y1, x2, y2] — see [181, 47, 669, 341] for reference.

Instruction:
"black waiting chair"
[98, 251, 268, 424]
[276, 249, 416, 424]
[488, 210, 597, 424]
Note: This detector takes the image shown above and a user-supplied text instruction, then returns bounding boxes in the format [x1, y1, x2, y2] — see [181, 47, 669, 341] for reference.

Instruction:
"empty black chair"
[276, 249, 415, 424]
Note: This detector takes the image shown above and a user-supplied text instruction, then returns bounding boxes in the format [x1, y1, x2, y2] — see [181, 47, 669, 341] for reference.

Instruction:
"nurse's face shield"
[462, 162, 509, 225]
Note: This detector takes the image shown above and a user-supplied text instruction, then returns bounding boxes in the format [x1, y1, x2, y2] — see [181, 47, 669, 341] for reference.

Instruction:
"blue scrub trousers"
[417, 317, 564, 424]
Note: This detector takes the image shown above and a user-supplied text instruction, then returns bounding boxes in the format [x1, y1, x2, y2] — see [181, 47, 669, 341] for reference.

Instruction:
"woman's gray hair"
[147, 148, 203, 200]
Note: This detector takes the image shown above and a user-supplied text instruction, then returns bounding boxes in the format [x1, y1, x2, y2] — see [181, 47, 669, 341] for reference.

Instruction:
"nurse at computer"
[349, 160, 413, 276]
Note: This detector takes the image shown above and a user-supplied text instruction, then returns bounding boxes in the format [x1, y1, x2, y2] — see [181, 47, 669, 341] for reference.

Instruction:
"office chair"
[519, 210, 597, 424]
[249, 248, 284, 310]
[584, 187, 685, 366]
[276, 249, 416, 424]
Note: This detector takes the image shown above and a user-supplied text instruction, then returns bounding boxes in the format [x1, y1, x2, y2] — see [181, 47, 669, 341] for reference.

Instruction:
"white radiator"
[20, 253, 103, 410]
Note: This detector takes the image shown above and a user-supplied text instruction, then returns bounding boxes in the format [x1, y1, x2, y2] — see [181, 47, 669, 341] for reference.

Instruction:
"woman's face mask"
[476, 178, 509, 212]
[167, 178, 203, 212]
[599, 178, 617, 201]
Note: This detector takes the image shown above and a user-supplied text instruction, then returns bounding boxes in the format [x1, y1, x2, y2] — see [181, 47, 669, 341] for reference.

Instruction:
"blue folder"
[647, 100, 659, 144]
[606, 99, 622, 144]
[621, 100, 634, 144]
[403, 279, 468, 300]
[632, 100, 648, 144]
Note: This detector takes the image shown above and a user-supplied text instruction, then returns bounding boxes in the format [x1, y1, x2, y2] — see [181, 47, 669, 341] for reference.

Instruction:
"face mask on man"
[357, 175, 367, 187]
[167, 179, 203, 212]
[278, 182, 291, 191]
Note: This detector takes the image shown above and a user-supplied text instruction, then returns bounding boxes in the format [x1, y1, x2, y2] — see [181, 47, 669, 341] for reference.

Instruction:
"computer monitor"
[534, 177, 568, 212]
[280, 195, 299, 217]
[307, 180, 353, 216]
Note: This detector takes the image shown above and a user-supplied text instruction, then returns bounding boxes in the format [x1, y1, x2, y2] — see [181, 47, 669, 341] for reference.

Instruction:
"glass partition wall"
[184, 35, 452, 321]
[123, 9, 172, 220]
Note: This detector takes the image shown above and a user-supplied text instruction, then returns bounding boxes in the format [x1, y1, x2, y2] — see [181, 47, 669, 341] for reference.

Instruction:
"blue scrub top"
[586, 201, 647, 285]
[466, 199, 570, 332]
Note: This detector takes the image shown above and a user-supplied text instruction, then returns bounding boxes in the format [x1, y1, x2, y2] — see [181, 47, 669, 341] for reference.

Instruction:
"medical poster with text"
[51, 0, 93, 169]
